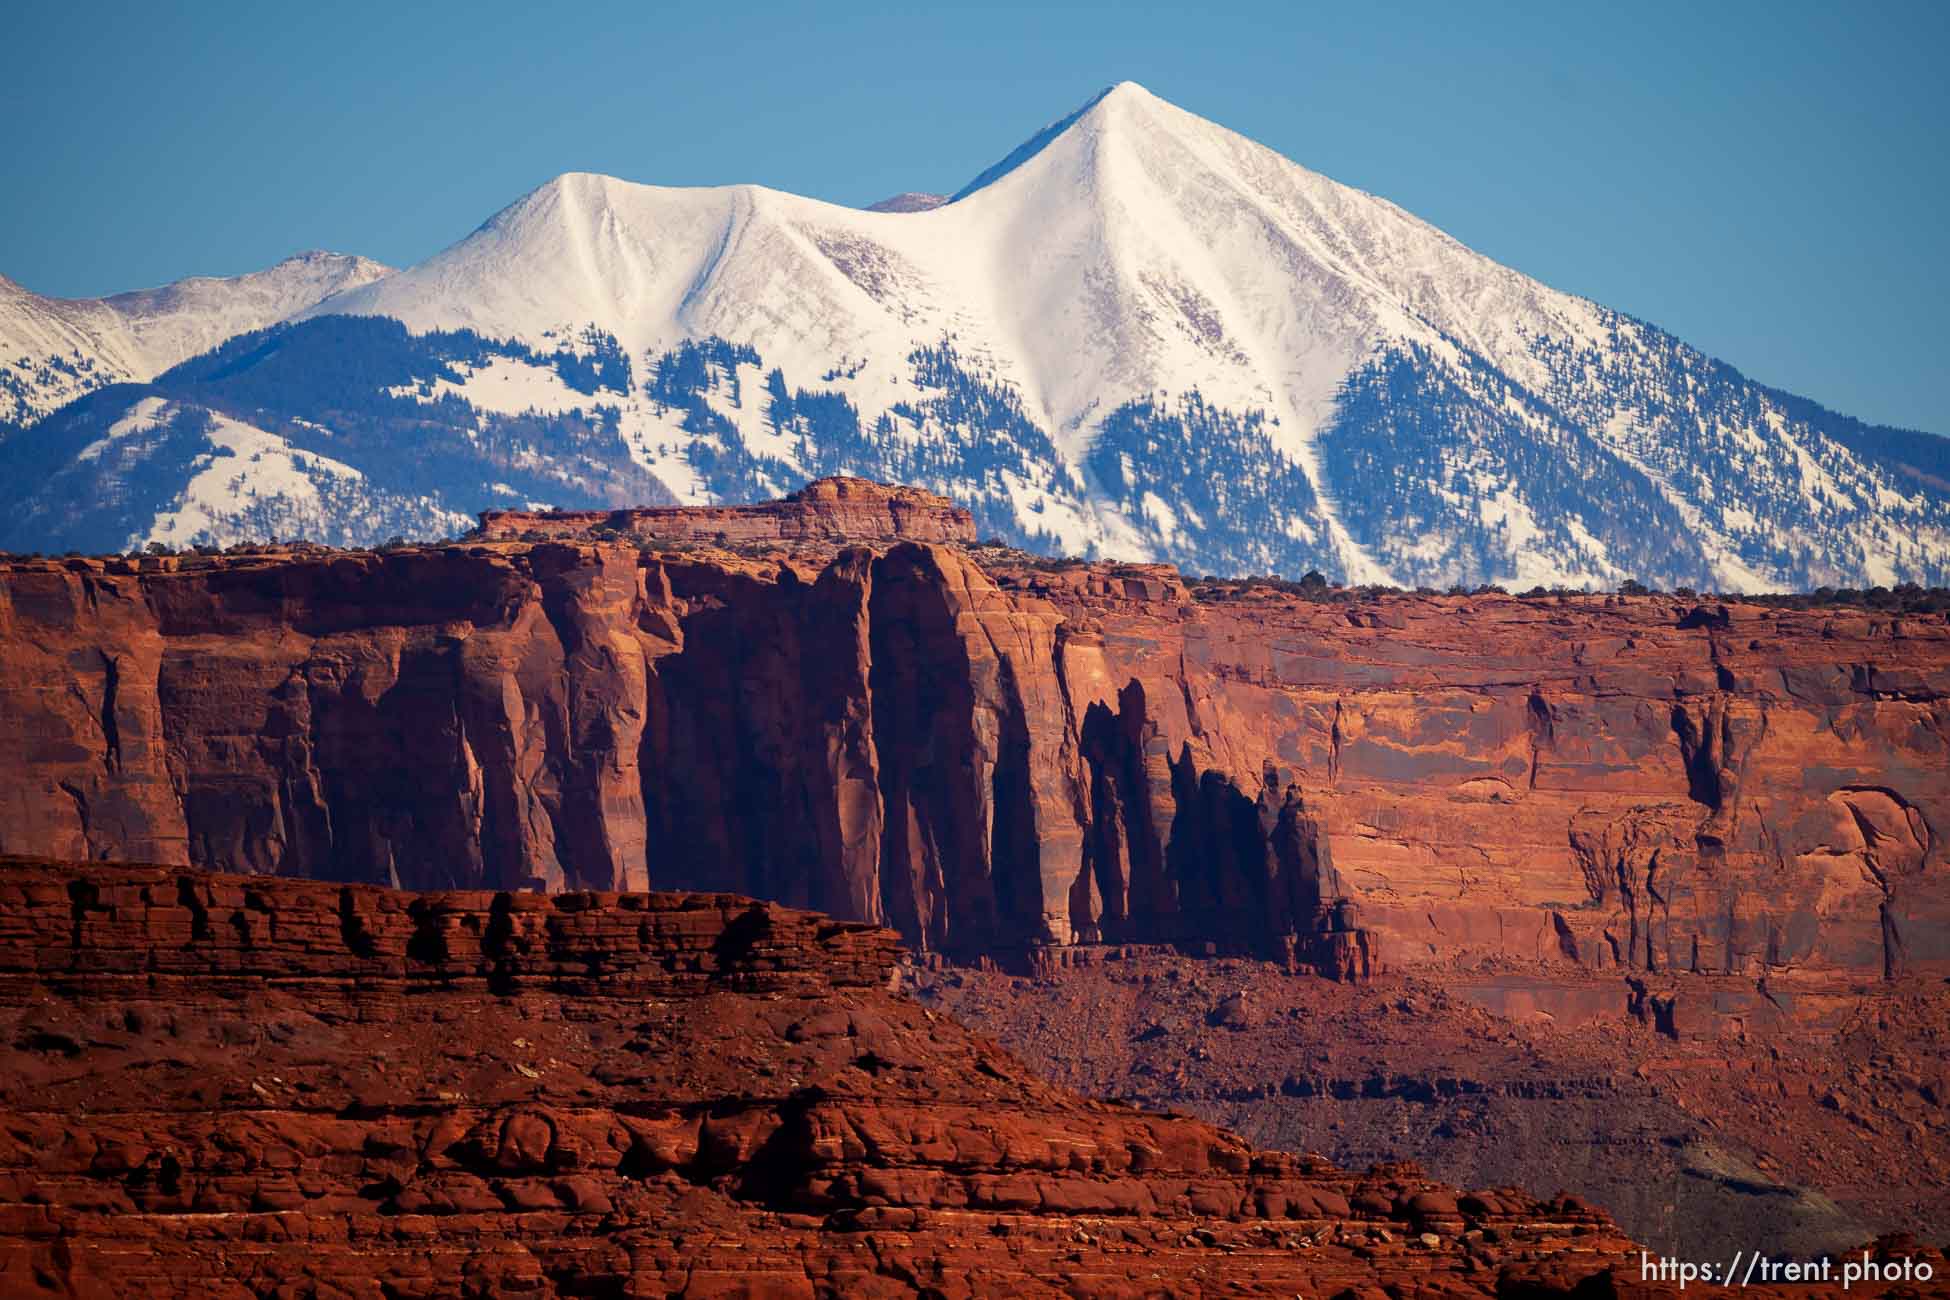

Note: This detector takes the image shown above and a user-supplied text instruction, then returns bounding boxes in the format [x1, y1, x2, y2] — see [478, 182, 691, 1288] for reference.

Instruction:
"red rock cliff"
[0, 857, 1678, 1299]
[1, 535, 1945, 986]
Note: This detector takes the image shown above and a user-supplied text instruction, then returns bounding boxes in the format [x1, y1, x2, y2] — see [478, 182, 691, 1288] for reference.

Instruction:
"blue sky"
[3, 1, 1944, 433]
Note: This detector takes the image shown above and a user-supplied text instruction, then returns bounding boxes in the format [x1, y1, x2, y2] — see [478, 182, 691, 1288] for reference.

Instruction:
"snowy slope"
[0, 251, 392, 428]
[0, 310, 688, 555]
[0, 388, 469, 552]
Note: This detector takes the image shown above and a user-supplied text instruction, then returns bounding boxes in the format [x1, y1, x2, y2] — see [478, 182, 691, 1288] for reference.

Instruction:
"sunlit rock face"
[0, 856, 1651, 1298]
[1, 527, 1943, 983]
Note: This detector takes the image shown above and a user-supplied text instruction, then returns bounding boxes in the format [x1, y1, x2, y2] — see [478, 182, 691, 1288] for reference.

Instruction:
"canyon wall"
[2, 517, 1945, 983]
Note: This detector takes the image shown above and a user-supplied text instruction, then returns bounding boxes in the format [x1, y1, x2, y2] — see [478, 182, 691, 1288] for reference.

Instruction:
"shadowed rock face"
[1, 526, 1945, 986]
[0, 857, 1670, 1298]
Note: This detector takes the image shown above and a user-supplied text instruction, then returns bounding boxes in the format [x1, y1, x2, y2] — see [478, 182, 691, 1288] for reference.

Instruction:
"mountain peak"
[537, 169, 611, 194]
[496, 171, 624, 221]
[945, 81, 1222, 206]
[947, 84, 1125, 203]
[521, 170, 617, 211]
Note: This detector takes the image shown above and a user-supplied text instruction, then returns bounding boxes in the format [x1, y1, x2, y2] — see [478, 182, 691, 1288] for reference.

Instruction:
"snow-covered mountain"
[0, 251, 391, 428]
[4, 82, 1946, 587]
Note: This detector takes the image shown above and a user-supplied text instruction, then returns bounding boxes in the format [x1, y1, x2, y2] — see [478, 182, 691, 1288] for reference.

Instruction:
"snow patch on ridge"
[398, 354, 594, 416]
[75, 396, 171, 462]
[141, 410, 363, 548]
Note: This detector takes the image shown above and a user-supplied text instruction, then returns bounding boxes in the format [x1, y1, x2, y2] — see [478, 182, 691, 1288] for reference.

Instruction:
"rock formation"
[476, 475, 975, 546]
[1, 490, 1945, 989]
[0, 856, 1682, 1299]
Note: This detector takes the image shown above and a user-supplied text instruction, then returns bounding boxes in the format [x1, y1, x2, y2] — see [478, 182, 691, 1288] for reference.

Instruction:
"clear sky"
[3, 0, 1944, 434]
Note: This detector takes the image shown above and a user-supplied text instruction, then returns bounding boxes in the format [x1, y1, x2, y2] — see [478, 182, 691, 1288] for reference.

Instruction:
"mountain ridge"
[0, 250, 391, 428]
[2, 82, 1944, 588]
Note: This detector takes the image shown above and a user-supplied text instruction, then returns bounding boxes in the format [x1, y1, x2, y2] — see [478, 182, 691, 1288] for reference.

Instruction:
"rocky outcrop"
[0, 858, 1665, 1299]
[476, 475, 975, 545]
[0, 539, 1373, 976]
[1, 526, 1946, 986]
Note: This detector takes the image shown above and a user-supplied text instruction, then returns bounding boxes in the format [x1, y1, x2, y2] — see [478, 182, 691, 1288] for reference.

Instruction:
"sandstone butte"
[4, 855, 1931, 1299]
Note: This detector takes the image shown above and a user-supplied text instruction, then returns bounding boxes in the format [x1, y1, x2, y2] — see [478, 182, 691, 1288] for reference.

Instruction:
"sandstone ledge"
[0, 858, 1687, 1299]
[3, 859, 899, 995]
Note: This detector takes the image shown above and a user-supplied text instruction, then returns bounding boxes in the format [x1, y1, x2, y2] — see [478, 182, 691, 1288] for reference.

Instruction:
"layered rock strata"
[0, 858, 1673, 1299]
[1, 521, 1945, 987]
